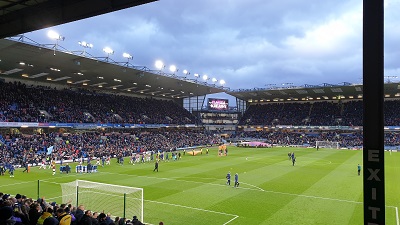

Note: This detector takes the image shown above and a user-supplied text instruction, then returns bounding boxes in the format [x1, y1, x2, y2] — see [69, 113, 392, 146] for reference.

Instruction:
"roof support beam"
[0, 0, 157, 38]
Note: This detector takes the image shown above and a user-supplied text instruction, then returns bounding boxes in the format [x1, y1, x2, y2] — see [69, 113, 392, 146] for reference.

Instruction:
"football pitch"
[1, 147, 400, 225]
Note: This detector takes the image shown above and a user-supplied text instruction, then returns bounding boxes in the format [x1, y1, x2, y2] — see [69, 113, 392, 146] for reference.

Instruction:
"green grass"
[1, 147, 400, 225]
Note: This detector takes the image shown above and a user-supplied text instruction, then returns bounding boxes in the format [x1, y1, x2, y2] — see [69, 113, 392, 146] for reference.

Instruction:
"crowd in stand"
[0, 130, 221, 166]
[0, 193, 147, 225]
[3, 81, 400, 127]
[231, 130, 400, 148]
[0, 82, 195, 125]
[240, 100, 400, 126]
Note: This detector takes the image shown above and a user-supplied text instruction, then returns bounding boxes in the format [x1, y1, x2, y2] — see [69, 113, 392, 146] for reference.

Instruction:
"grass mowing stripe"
[1, 147, 399, 225]
[99, 170, 387, 206]
[264, 150, 363, 224]
[145, 199, 239, 219]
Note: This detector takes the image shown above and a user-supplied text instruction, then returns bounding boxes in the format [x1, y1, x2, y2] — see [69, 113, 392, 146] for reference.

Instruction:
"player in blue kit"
[226, 172, 231, 186]
[234, 173, 239, 188]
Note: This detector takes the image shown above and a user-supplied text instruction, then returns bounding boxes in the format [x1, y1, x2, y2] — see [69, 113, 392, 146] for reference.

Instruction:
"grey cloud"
[23, 0, 400, 89]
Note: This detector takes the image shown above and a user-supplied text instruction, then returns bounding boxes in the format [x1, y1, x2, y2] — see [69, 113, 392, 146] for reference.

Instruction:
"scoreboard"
[208, 98, 229, 110]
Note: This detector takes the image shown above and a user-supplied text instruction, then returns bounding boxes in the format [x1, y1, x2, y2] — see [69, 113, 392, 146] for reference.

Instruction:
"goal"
[60, 180, 143, 221]
[316, 141, 339, 149]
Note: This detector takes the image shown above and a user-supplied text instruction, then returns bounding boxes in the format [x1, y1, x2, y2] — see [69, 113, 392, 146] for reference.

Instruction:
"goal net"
[316, 141, 340, 149]
[60, 180, 143, 222]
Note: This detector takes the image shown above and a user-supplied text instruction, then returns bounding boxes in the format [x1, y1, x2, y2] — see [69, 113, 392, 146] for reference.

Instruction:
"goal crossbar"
[61, 180, 143, 222]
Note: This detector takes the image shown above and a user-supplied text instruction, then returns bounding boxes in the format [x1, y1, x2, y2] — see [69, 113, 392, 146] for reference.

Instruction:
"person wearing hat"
[15, 194, 22, 209]
[97, 213, 107, 225]
[2, 194, 10, 201]
[131, 216, 144, 225]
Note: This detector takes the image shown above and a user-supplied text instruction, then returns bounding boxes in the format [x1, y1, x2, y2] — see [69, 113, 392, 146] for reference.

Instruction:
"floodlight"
[103, 47, 114, 54]
[194, 73, 199, 78]
[155, 60, 164, 70]
[169, 65, 177, 73]
[79, 41, 93, 48]
[202, 75, 208, 80]
[212, 78, 217, 83]
[47, 30, 64, 40]
[123, 53, 133, 60]
[219, 80, 226, 85]
[183, 69, 189, 75]
[47, 30, 65, 55]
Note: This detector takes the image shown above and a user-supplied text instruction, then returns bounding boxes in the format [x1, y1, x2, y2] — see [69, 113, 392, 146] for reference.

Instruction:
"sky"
[24, 0, 400, 98]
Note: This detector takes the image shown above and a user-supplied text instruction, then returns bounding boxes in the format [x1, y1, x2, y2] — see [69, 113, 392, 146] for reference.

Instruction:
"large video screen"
[208, 98, 229, 110]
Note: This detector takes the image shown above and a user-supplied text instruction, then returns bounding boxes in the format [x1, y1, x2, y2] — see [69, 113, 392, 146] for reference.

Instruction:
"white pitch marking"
[93, 171, 400, 208]
[145, 199, 239, 224]
[0, 172, 83, 188]
[46, 191, 239, 225]
[223, 215, 239, 225]
[240, 182, 265, 192]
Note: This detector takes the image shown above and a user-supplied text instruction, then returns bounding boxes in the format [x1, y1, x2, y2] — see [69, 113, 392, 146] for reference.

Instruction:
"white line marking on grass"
[0, 173, 81, 188]
[145, 199, 239, 224]
[222, 216, 239, 225]
[241, 182, 265, 192]
[100, 171, 400, 208]
[39, 181, 61, 185]
[47, 190, 239, 225]
[242, 182, 363, 205]
[396, 207, 399, 225]
[0, 181, 35, 187]
[100, 171, 261, 192]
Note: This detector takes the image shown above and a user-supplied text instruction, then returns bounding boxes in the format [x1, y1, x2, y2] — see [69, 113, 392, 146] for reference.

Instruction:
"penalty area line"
[146, 199, 239, 224]
[387, 206, 399, 225]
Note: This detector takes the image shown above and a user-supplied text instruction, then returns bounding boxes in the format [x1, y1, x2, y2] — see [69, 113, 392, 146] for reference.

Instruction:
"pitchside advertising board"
[208, 98, 229, 110]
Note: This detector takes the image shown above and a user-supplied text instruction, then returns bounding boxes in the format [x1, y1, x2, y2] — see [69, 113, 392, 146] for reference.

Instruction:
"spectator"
[57, 208, 72, 225]
[28, 203, 42, 225]
[37, 207, 53, 225]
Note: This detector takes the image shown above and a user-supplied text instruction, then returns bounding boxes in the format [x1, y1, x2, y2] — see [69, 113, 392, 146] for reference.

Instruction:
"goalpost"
[315, 141, 340, 149]
[60, 180, 143, 222]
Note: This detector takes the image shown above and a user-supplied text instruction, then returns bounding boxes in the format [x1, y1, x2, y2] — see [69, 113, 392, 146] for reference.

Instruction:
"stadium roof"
[0, 0, 157, 38]
[0, 37, 225, 99]
[227, 82, 400, 102]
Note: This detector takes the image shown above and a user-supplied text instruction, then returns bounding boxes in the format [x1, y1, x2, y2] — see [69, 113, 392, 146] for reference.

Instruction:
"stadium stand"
[0, 81, 196, 124]
[239, 100, 400, 126]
